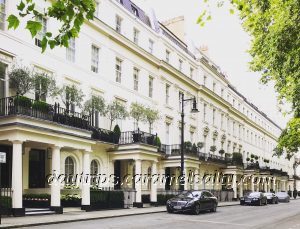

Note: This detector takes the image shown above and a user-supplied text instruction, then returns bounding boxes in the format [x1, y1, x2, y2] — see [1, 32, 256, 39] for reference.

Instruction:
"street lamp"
[180, 94, 199, 191]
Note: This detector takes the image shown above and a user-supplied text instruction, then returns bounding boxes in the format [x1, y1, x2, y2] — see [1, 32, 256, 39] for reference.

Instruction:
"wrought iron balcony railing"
[119, 129, 157, 146]
[0, 96, 91, 130]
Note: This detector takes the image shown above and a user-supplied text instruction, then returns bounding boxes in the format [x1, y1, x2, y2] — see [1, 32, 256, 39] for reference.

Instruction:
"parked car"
[240, 192, 268, 206]
[166, 190, 218, 215]
[275, 192, 290, 202]
[263, 192, 279, 204]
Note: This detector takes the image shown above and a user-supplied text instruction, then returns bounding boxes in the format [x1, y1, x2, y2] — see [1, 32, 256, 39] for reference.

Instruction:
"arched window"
[90, 160, 99, 186]
[65, 156, 75, 184]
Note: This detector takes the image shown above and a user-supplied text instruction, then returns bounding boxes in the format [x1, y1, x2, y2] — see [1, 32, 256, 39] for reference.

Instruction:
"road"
[30, 200, 300, 229]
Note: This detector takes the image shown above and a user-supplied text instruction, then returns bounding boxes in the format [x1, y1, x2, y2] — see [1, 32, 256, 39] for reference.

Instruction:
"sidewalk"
[0, 201, 239, 228]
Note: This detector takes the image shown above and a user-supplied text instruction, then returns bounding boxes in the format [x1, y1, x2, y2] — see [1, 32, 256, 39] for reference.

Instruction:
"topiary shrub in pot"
[210, 145, 217, 153]
[246, 157, 250, 162]
[219, 149, 225, 155]
[154, 136, 161, 148]
[113, 124, 121, 144]
[232, 152, 243, 165]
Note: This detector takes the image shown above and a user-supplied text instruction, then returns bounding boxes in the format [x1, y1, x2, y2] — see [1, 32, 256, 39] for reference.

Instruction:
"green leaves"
[7, 0, 96, 52]
[7, 15, 20, 29]
[26, 20, 42, 37]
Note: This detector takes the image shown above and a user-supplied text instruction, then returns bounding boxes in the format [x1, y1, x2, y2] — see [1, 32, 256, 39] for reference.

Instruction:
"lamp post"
[180, 94, 199, 191]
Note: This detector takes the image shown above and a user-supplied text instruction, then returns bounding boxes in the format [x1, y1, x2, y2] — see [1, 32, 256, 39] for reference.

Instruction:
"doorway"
[29, 149, 46, 188]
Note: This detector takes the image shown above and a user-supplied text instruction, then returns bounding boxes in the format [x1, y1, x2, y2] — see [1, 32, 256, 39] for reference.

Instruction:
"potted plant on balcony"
[192, 143, 198, 154]
[144, 107, 160, 134]
[113, 124, 121, 144]
[105, 100, 128, 130]
[232, 152, 243, 166]
[130, 102, 146, 131]
[154, 136, 161, 148]
[197, 142, 204, 150]
[210, 145, 217, 153]
[219, 149, 225, 155]
[83, 95, 106, 123]
[246, 157, 250, 162]
[9, 65, 33, 96]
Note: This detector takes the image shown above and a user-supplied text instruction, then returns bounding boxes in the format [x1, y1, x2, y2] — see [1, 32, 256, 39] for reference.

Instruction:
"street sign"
[0, 152, 6, 163]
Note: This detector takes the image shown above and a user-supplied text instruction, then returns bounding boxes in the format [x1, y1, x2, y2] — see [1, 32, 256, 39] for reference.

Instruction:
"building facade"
[0, 0, 296, 216]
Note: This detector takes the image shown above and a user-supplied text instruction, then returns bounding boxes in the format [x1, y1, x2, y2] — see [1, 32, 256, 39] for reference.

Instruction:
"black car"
[240, 192, 268, 206]
[166, 190, 218, 215]
[264, 192, 279, 204]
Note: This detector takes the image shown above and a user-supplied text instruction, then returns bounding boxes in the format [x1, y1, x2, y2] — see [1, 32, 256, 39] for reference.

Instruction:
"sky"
[132, 0, 289, 129]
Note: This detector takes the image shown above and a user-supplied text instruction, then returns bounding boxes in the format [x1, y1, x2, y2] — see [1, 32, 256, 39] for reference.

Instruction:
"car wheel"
[210, 203, 217, 212]
[167, 208, 173, 213]
[193, 204, 201, 215]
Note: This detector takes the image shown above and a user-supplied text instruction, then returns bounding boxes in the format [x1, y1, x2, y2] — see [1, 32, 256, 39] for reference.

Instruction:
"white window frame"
[0, 0, 6, 30]
[165, 84, 170, 105]
[133, 67, 139, 91]
[66, 38, 76, 62]
[115, 58, 122, 83]
[91, 45, 99, 73]
[178, 59, 183, 71]
[133, 28, 139, 44]
[115, 15, 122, 33]
[35, 16, 47, 47]
[166, 50, 170, 62]
[148, 76, 153, 98]
[149, 39, 154, 54]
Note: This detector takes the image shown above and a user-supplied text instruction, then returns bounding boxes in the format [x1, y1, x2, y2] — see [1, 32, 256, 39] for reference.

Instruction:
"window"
[179, 91, 184, 111]
[148, 39, 154, 54]
[165, 123, 170, 144]
[203, 75, 207, 86]
[221, 113, 224, 129]
[213, 82, 216, 92]
[116, 0, 123, 4]
[65, 156, 75, 184]
[0, 62, 6, 98]
[94, 1, 100, 17]
[115, 15, 122, 33]
[0, 0, 6, 30]
[233, 122, 235, 136]
[34, 70, 52, 101]
[178, 59, 183, 71]
[213, 109, 216, 125]
[232, 99, 235, 107]
[165, 84, 170, 105]
[133, 67, 139, 91]
[91, 45, 99, 73]
[148, 76, 153, 98]
[165, 50, 170, 62]
[115, 58, 122, 83]
[66, 38, 75, 62]
[190, 67, 194, 79]
[90, 160, 99, 185]
[133, 28, 139, 44]
[35, 16, 47, 47]
[203, 103, 207, 121]
[132, 6, 139, 17]
[221, 88, 224, 98]
[65, 85, 76, 112]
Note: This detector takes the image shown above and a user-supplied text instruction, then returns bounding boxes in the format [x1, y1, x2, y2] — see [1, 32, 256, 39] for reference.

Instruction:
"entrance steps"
[25, 208, 56, 216]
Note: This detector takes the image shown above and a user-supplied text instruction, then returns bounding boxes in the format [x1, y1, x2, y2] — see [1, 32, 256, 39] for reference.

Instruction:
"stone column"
[263, 177, 268, 192]
[282, 181, 286, 191]
[184, 168, 189, 190]
[22, 147, 30, 190]
[150, 162, 157, 204]
[81, 150, 91, 210]
[134, 159, 142, 207]
[251, 176, 255, 192]
[272, 177, 276, 192]
[239, 175, 244, 197]
[232, 174, 237, 199]
[50, 146, 62, 214]
[11, 140, 24, 216]
[194, 169, 199, 190]
[108, 160, 114, 189]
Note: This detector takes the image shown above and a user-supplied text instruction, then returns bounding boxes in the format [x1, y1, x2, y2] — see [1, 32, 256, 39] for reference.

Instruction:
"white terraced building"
[0, 0, 297, 216]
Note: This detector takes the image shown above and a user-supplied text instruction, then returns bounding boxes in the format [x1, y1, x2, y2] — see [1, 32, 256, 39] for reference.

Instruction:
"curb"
[0, 203, 240, 228]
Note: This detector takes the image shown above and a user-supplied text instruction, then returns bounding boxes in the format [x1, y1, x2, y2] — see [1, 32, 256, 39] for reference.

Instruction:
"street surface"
[30, 200, 300, 229]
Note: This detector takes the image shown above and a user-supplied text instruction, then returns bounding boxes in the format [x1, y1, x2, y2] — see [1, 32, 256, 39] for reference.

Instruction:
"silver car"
[275, 192, 290, 203]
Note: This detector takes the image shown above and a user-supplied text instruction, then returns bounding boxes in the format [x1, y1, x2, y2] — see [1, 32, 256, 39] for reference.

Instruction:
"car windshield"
[177, 191, 195, 198]
[249, 192, 260, 198]
[276, 192, 287, 197]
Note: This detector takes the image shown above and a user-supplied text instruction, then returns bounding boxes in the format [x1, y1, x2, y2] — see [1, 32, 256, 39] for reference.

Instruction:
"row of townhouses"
[0, 0, 297, 216]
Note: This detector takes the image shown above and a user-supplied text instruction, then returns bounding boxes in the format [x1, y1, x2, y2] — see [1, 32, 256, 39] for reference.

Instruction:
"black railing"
[246, 163, 260, 170]
[0, 187, 12, 216]
[119, 129, 157, 146]
[91, 127, 116, 144]
[159, 144, 199, 157]
[0, 96, 91, 130]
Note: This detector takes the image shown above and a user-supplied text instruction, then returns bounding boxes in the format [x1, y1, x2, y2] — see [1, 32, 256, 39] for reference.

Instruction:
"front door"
[0, 144, 12, 188]
[29, 149, 45, 188]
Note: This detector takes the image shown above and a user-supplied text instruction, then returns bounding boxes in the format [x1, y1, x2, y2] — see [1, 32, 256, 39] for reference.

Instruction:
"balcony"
[91, 127, 116, 144]
[245, 163, 260, 170]
[199, 153, 231, 165]
[160, 144, 199, 157]
[119, 129, 157, 146]
[0, 96, 91, 130]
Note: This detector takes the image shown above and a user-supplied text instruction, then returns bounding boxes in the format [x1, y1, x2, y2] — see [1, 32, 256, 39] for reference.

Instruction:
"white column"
[81, 151, 91, 207]
[51, 146, 61, 208]
[239, 176, 243, 197]
[194, 169, 199, 190]
[108, 160, 114, 189]
[150, 162, 157, 203]
[251, 176, 255, 192]
[282, 181, 286, 191]
[272, 177, 276, 192]
[232, 174, 237, 199]
[263, 177, 268, 192]
[135, 159, 142, 203]
[184, 168, 189, 190]
[12, 140, 23, 210]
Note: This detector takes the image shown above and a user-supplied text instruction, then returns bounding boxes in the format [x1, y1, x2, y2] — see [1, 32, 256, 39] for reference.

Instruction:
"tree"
[105, 100, 128, 130]
[198, 0, 300, 158]
[8, 65, 33, 95]
[83, 94, 106, 116]
[144, 107, 160, 133]
[59, 84, 84, 110]
[33, 72, 58, 100]
[7, 0, 96, 52]
[129, 102, 146, 130]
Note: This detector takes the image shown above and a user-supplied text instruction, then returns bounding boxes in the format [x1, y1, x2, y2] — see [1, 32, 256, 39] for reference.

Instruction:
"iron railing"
[0, 187, 12, 216]
[0, 96, 91, 130]
[91, 127, 116, 144]
[159, 144, 199, 157]
[119, 129, 157, 146]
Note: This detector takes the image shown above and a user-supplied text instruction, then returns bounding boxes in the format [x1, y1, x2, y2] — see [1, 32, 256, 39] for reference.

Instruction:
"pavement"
[0, 201, 239, 228]
[26, 199, 300, 229]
